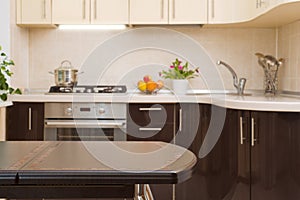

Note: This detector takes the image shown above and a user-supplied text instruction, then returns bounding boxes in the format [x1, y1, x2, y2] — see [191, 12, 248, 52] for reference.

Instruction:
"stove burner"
[49, 85, 127, 93]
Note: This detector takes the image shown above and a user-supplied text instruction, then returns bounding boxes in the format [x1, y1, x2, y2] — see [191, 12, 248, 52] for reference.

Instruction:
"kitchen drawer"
[127, 103, 175, 143]
[127, 103, 174, 126]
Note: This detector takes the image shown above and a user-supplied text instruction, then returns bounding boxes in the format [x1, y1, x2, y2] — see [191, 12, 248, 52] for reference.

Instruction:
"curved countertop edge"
[0, 101, 13, 108]
[7, 93, 300, 112]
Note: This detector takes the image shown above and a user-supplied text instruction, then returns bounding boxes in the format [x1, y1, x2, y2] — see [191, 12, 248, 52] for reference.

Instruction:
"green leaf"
[1, 53, 6, 57]
[14, 88, 22, 94]
[0, 93, 7, 101]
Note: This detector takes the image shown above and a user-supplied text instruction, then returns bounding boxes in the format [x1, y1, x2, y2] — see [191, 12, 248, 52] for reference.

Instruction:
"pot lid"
[56, 60, 78, 71]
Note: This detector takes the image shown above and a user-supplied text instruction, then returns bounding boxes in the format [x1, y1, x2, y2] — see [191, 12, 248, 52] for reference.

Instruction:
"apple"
[143, 75, 152, 83]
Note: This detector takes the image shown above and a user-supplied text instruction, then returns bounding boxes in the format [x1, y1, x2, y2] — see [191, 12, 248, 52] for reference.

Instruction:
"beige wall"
[278, 20, 300, 92]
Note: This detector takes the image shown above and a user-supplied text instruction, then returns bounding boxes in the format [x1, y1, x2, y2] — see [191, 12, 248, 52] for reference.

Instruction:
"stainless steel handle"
[239, 117, 246, 145]
[211, 0, 215, 19]
[139, 108, 162, 111]
[94, 0, 97, 19]
[179, 108, 182, 132]
[83, 0, 86, 19]
[58, 135, 114, 140]
[161, 0, 164, 19]
[45, 120, 125, 128]
[251, 118, 257, 147]
[172, 0, 175, 19]
[139, 128, 162, 131]
[42, 0, 46, 19]
[256, 0, 259, 8]
[28, 107, 32, 131]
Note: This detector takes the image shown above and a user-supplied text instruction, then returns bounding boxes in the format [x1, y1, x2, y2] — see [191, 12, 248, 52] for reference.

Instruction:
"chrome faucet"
[217, 60, 247, 95]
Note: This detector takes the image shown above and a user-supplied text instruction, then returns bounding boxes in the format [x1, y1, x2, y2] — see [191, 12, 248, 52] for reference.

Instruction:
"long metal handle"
[172, 0, 175, 19]
[161, 0, 164, 19]
[94, 0, 97, 19]
[28, 107, 32, 131]
[211, 0, 215, 19]
[256, 0, 259, 8]
[139, 108, 162, 111]
[139, 128, 162, 131]
[42, 0, 46, 19]
[251, 118, 257, 147]
[45, 121, 125, 128]
[58, 135, 114, 140]
[239, 117, 246, 145]
[179, 108, 182, 132]
[83, 0, 86, 19]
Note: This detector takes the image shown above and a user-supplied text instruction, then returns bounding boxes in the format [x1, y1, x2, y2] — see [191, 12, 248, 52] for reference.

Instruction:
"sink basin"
[186, 90, 252, 96]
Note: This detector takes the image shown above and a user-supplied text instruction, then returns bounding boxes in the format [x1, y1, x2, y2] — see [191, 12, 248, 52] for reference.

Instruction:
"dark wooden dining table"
[0, 141, 196, 200]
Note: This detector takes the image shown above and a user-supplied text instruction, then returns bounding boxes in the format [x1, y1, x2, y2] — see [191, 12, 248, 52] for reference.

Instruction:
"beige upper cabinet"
[90, 0, 129, 24]
[169, 0, 207, 24]
[16, 0, 52, 25]
[208, 0, 234, 23]
[130, 0, 169, 24]
[52, 0, 90, 24]
[130, 0, 206, 24]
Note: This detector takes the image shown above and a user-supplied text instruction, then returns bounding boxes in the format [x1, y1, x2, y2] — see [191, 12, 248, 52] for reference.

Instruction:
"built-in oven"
[44, 102, 127, 141]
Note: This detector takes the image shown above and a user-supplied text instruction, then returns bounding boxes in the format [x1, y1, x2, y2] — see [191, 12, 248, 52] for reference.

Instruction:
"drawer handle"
[139, 128, 162, 131]
[28, 107, 32, 131]
[139, 108, 162, 111]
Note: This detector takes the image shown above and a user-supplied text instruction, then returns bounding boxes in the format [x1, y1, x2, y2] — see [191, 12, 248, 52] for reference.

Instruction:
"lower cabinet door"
[6, 102, 44, 141]
[176, 105, 250, 200]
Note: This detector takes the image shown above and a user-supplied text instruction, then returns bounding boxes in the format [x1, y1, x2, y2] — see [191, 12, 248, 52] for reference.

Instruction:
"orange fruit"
[146, 81, 158, 92]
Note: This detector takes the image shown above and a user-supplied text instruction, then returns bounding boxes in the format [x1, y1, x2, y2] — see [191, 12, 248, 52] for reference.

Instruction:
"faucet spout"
[217, 60, 247, 95]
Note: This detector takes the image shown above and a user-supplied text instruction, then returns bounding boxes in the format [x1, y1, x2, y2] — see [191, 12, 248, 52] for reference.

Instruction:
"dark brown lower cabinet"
[175, 105, 241, 200]
[246, 111, 300, 200]
[6, 102, 44, 141]
[127, 103, 175, 200]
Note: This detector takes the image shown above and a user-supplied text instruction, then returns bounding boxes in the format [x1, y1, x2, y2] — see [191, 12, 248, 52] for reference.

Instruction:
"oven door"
[44, 119, 126, 141]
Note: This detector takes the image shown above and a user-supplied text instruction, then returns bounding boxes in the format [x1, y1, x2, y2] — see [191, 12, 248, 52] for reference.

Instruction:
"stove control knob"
[98, 108, 105, 115]
[66, 107, 73, 115]
[87, 89, 92, 93]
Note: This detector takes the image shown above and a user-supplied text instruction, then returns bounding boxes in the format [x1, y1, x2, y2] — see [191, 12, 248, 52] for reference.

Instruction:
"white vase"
[172, 79, 189, 94]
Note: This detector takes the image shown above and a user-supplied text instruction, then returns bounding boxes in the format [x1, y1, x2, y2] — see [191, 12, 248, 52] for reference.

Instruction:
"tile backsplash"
[278, 20, 300, 92]
[11, 25, 276, 92]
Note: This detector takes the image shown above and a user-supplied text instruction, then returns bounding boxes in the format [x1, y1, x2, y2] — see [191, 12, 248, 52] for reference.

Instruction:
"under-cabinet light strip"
[58, 25, 127, 30]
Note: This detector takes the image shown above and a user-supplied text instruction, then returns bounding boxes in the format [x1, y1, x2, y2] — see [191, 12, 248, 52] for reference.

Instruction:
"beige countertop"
[0, 101, 13, 108]
[7, 90, 300, 112]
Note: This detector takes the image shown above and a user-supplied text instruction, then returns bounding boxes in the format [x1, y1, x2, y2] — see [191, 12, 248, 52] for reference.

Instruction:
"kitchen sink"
[186, 90, 252, 96]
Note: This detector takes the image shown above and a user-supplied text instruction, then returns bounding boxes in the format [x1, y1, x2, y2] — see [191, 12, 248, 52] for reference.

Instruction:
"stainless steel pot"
[49, 60, 82, 87]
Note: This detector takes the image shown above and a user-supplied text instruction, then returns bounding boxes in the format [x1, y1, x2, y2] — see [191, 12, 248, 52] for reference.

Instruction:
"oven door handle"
[45, 120, 125, 128]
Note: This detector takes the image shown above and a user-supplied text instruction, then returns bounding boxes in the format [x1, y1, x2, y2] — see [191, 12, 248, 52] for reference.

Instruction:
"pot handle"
[61, 60, 72, 67]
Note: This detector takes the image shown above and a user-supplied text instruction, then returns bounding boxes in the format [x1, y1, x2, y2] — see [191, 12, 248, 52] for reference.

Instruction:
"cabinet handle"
[139, 108, 162, 111]
[256, 0, 259, 8]
[172, 0, 175, 19]
[94, 0, 97, 19]
[211, 0, 215, 19]
[179, 108, 182, 132]
[239, 117, 246, 145]
[42, 0, 46, 19]
[259, 0, 265, 7]
[83, 0, 86, 19]
[251, 117, 257, 147]
[139, 128, 162, 131]
[28, 107, 32, 131]
[161, 0, 164, 19]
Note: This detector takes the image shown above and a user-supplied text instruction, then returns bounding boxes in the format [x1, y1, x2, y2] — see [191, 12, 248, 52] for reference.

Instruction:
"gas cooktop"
[48, 85, 127, 93]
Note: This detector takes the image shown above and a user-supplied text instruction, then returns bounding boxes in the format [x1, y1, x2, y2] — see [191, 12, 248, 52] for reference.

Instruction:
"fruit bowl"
[137, 76, 164, 95]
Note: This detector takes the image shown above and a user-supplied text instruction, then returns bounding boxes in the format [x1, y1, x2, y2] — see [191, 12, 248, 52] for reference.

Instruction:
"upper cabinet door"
[130, 0, 168, 24]
[208, 0, 234, 23]
[17, 0, 52, 24]
[52, 0, 90, 24]
[169, 0, 207, 24]
[91, 0, 129, 24]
